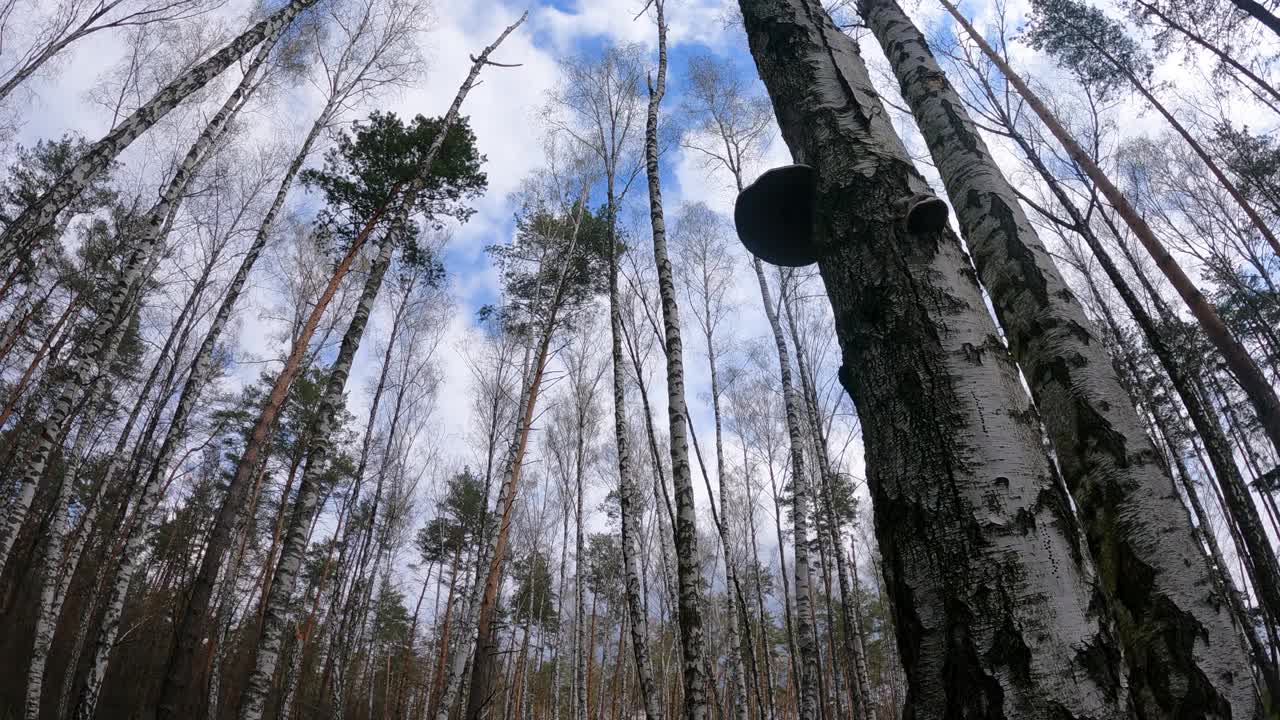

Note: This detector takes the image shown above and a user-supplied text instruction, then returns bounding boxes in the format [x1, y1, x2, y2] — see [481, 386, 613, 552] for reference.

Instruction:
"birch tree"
[156, 21, 525, 716]
[0, 0, 327, 267]
[737, 0, 1127, 714]
[860, 0, 1255, 712]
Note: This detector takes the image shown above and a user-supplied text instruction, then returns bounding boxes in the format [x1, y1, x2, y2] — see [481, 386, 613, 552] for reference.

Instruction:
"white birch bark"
[750, 260, 819, 720]
[737, 0, 1128, 715]
[237, 225, 395, 720]
[23, 360, 120, 720]
[608, 184, 662, 720]
[71, 74, 332, 720]
[641, 4, 710, 719]
[0, 0, 321, 266]
[0, 22, 271, 574]
[859, 1, 1253, 713]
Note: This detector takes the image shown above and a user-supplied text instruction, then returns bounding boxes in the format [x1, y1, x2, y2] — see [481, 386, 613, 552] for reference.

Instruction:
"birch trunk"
[1007, 108, 1280, 699]
[23, 334, 125, 720]
[750, 260, 819, 720]
[70, 87, 337, 720]
[0, 34, 264, 572]
[738, 0, 1126, 715]
[159, 20, 524, 715]
[642, 6, 709, 720]
[936, 0, 1280, 465]
[778, 275, 871, 720]
[861, 0, 1254, 712]
[238, 228, 395, 720]
[0, 0, 320, 266]
[607, 182, 662, 720]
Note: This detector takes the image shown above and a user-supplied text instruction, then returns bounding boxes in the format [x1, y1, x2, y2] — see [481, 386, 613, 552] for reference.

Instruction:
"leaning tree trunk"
[642, 5, 709, 720]
[750, 259, 820, 720]
[0, 34, 266, 573]
[70, 88, 334, 720]
[238, 228, 396, 720]
[738, 0, 1127, 716]
[861, 0, 1255, 713]
[1006, 114, 1280, 698]
[1227, 0, 1280, 39]
[606, 179, 663, 720]
[156, 19, 525, 715]
[22, 304, 136, 720]
[0, 0, 321, 267]
[936, 0, 1280, 466]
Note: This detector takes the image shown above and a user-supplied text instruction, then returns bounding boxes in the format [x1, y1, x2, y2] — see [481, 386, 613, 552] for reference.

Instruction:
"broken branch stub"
[735, 164, 950, 267]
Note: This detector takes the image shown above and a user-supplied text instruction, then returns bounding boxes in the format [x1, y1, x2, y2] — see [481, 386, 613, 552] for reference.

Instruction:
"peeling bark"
[861, 0, 1255, 714]
[738, 0, 1127, 715]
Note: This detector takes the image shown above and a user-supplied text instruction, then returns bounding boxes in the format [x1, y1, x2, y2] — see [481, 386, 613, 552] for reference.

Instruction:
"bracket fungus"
[734, 164, 820, 267]
[734, 164, 951, 267]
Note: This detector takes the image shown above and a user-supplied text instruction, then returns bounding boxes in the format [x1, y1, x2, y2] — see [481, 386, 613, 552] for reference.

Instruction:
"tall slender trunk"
[158, 20, 525, 714]
[22, 310, 133, 720]
[1228, 0, 1280, 38]
[70, 90, 334, 720]
[863, 0, 1255, 712]
[750, 260, 819, 720]
[0, 0, 321, 266]
[938, 0, 1280, 463]
[642, 6, 708, 719]
[465, 190, 584, 720]
[778, 274, 870, 720]
[0, 34, 264, 573]
[1004, 111, 1280, 695]
[238, 230, 396, 720]
[608, 181, 662, 720]
[738, 0, 1126, 715]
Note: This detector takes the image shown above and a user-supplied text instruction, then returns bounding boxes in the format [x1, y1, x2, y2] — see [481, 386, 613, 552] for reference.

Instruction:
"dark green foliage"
[1216, 123, 1280, 218]
[301, 110, 486, 275]
[483, 202, 612, 339]
[511, 550, 559, 631]
[416, 468, 489, 563]
[1026, 0, 1153, 95]
[584, 532, 624, 607]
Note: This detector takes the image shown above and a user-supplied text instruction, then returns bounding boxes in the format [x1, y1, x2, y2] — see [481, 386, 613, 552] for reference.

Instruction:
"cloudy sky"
[7, 0, 1264, 565]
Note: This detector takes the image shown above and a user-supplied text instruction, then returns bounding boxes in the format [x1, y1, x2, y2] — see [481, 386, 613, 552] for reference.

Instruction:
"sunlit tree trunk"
[862, 0, 1255, 712]
[738, 0, 1127, 714]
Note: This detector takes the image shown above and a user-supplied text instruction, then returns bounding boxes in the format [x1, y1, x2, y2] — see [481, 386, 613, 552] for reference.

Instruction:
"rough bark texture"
[0, 0, 320, 266]
[738, 0, 1127, 716]
[238, 229, 395, 720]
[936, 0, 1280, 467]
[642, 4, 709, 719]
[861, 1, 1255, 714]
